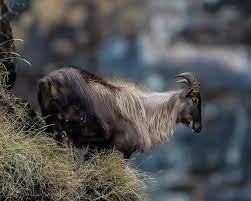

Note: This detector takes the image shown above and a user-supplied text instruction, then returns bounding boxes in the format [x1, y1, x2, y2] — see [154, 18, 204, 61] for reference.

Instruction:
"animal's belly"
[71, 121, 108, 148]
[109, 120, 139, 153]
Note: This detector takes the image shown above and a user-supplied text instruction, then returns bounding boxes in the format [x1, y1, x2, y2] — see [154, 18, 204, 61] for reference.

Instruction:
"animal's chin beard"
[189, 121, 196, 133]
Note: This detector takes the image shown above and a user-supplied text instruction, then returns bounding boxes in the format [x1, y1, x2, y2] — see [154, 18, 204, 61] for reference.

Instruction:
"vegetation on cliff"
[0, 80, 148, 201]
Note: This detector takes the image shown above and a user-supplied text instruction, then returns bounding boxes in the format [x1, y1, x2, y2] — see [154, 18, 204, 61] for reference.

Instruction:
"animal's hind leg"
[79, 143, 113, 161]
[73, 146, 89, 163]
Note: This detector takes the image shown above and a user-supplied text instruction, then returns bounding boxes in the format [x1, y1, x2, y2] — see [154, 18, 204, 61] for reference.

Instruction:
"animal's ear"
[38, 79, 60, 106]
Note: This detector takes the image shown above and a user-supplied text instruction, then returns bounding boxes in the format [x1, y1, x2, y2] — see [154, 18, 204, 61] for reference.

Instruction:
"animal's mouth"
[190, 121, 202, 133]
[181, 116, 202, 133]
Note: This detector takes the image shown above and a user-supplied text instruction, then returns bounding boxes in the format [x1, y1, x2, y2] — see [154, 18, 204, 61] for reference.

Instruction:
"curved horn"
[176, 72, 200, 92]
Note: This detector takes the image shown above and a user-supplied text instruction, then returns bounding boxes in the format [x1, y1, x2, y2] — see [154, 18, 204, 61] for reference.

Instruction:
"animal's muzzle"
[192, 122, 202, 133]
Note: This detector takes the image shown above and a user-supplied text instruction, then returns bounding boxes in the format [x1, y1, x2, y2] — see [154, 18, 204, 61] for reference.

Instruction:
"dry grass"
[0, 80, 148, 201]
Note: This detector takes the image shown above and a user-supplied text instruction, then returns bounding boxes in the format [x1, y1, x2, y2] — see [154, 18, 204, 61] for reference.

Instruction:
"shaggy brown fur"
[38, 67, 202, 158]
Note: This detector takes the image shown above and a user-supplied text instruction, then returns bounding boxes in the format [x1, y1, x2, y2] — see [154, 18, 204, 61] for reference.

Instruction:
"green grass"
[0, 81, 148, 201]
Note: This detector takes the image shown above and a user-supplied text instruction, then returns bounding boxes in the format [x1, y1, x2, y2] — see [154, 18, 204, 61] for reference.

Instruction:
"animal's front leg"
[61, 130, 73, 148]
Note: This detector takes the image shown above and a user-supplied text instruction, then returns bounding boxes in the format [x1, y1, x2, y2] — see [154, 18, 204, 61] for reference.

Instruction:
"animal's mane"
[80, 69, 118, 91]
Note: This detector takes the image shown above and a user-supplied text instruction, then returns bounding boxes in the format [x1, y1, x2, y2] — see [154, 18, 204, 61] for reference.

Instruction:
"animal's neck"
[142, 90, 182, 145]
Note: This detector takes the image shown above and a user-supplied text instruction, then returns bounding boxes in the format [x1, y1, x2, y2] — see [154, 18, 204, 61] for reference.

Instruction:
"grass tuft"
[0, 80, 148, 201]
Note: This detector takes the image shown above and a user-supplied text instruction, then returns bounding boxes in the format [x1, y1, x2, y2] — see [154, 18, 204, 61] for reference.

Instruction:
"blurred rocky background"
[4, 0, 251, 200]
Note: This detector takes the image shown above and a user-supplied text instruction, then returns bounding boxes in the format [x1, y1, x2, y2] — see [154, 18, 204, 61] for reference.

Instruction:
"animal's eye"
[192, 97, 198, 104]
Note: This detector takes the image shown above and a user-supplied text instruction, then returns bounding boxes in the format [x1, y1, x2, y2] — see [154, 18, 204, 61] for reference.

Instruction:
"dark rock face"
[176, 0, 251, 45]
[0, 1, 16, 89]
